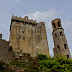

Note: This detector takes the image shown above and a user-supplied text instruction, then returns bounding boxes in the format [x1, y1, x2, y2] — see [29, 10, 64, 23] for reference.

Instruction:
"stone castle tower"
[51, 18, 71, 59]
[9, 15, 50, 58]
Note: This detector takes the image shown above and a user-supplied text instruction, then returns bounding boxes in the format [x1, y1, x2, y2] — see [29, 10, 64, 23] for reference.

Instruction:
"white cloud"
[24, 10, 63, 22]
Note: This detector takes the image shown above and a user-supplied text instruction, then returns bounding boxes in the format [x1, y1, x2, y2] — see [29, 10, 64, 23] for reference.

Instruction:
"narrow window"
[53, 23, 56, 28]
[20, 50, 22, 53]
[64, 44, 66, 49]
[60, 32, 63, 36]
[23, 37, 25, 40]
[55, 33, 57, 37]
[58, 21, 60, 27]
[57, 45, 60, 50]
[67, 55, 69, 59]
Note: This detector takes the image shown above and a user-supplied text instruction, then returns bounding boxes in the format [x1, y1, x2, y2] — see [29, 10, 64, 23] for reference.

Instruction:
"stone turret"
[51, 18, 71, 59]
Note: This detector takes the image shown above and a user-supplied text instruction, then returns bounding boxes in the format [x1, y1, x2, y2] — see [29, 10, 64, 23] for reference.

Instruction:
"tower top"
[51, 18, 63, 32]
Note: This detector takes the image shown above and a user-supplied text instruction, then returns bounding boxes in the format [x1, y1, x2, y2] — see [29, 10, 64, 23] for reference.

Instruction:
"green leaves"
[38, 55, 72, 72]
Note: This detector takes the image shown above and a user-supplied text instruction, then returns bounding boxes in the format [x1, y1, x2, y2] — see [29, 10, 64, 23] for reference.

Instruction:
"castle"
[0, 15, 71, 63]
[9, 15, 50, 58]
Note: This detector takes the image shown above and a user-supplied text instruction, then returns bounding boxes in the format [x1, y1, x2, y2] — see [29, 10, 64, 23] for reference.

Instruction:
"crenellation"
[11, 15, 37, 24]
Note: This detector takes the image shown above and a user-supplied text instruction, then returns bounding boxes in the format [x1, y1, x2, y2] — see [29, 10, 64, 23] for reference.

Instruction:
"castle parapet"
[11, 15, 37, 24]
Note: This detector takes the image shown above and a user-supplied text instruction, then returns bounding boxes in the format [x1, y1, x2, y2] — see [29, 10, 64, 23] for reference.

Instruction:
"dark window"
[55, 33, 57, 37]
[9, 46, 12, 51]
[20, 50, 22, 53]
[25, 22, 28, 24]
[58, 21, 60, 27]
[64, 44, 66, 49]
[36, 53, 38, 55]
[60, 32, 63, 36]
[29, 23, 32, 25]
[23, 37, 25, 40]
[53, 23, 56, 28]
[57, 45, 60, 50]
[67, 55, 69, 59]
[23, 31, 24, 33]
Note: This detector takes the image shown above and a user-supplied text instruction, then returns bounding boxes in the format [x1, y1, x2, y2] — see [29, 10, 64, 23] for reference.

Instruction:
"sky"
[0, 0, 72, 57]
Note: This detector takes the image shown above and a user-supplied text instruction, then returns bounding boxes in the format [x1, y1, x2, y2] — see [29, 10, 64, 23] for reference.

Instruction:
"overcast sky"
[0, 0, 72, 57]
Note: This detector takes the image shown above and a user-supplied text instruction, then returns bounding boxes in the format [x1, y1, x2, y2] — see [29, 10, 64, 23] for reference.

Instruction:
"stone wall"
[0, 37, 15, 63]
[9, 15, 50, 58]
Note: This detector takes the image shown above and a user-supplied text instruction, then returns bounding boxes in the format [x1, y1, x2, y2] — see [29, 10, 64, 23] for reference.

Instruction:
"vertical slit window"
[64, 44, 67, 49]
[58, 21, 60, 27]
[53, 23, 56, 28]
[23, 37, 25, 40]
[57, 45, 60, 50]
[67, 55, 69, 59]
[55, 33, 57, 37]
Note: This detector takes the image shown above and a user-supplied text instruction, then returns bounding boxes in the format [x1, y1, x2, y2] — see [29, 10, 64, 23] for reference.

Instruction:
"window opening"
[64, 44, 67, 49]
[20, 50, 22, 53]
[53, 23, 56, 28]
[60, 32, 63, 36]
[57, 45, 60, 50]
[67, 55, 69, 59]
[55, 33, 57, 37]
[23, 31, 24, 33]
[23, 37, 25, 40]
[58, 21, 60, 27]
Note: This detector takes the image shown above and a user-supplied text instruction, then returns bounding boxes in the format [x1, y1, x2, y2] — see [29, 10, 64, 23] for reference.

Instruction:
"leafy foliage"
[38, 54, 48, 60]
[0, 61, 15, 72]
[10, 60, 27, 68]
[38, 55, 72, 72]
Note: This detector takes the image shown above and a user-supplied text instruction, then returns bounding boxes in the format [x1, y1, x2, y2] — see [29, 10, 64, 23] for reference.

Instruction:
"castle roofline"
[11, 15, 37, 24]
[51, 18, 61, 24]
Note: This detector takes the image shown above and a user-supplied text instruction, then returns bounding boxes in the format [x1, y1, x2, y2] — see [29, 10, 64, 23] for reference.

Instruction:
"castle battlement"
[11, 15, 37, 24]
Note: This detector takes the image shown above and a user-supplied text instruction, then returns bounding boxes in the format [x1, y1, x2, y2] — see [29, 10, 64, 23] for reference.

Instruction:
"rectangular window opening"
[55, 33, 57, 37]
[53, 23, 56, 28]
[64, 44, 67, 49]
[23, 31, 24, 33]
[20, 50, 22, 53]
[58, 21, 60, 27]
[67, 55, 69, 59]
[60, 32, 63, 36]
[23, 37, 25, 40]
[57, 45, 60, 50]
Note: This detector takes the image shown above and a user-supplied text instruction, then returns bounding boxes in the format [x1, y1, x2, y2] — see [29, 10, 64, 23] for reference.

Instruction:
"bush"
[10, 60, 27, 68]
[38, 54, 48, 60]
[38, 55, 72, 72]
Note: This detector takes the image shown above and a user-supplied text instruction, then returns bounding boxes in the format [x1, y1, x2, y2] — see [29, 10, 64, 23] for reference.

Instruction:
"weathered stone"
[51, 18, 71, 59]
[0, 35, 15, 63]
[9, 15, 50, 58]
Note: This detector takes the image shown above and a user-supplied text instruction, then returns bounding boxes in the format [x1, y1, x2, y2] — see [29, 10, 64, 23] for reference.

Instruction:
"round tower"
[51, 18, 71, 59]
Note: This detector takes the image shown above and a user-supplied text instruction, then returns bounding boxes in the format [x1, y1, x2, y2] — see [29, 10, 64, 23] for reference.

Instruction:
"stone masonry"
[0, 34, 15, 63]
[9, 15, 50, 58]
[51, 18, 71, 59]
